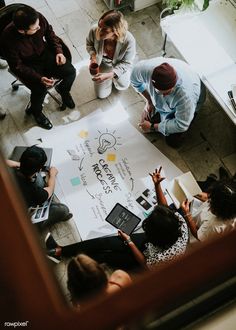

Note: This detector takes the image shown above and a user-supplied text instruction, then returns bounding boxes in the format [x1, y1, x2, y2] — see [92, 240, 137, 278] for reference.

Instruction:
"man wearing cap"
[131, 58, 206, 148]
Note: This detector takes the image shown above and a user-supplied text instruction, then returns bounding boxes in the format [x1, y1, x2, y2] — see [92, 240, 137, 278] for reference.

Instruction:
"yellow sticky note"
[107, 153, 116, 161]
[79, 130, 88, 138]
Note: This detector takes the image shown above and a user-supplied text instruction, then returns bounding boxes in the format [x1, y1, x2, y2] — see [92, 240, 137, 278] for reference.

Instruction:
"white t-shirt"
[195, 201, 236, 241]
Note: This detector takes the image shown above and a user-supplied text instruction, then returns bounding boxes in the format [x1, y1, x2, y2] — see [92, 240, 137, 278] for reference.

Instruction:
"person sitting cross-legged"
[1, 5, 76, 129]
[131, 58, 206, 148]
[7, 145, 72, 228]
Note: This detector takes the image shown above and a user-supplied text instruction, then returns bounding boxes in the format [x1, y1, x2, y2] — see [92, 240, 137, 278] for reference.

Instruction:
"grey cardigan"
[86, 24, 136, 78]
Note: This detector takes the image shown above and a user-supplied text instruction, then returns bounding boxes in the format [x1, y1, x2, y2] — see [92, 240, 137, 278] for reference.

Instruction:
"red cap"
[152, 63, 177, 91]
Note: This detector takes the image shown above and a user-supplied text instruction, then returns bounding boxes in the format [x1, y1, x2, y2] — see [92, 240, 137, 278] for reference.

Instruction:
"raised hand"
[149, 166, 165, 185]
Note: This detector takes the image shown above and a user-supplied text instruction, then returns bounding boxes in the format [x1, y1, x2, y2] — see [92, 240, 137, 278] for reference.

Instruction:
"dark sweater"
[1, 12, 63, 84]
[13, 169, 49, 207]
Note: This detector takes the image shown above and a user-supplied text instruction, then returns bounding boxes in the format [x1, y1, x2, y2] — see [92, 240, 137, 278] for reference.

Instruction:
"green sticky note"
[70, 177, 81, 186]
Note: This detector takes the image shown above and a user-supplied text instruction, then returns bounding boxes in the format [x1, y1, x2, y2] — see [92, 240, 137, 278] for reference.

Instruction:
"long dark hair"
[209, 181, 236, 220]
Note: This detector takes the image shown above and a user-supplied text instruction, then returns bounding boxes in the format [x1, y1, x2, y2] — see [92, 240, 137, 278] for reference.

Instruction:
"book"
[166, 171, 202, 209]
[105, 203, 142, 235]
[29, 194, 53, 224]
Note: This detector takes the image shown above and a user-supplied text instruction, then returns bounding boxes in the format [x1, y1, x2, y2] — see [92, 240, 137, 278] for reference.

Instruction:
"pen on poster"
[165, 189, 175, 205]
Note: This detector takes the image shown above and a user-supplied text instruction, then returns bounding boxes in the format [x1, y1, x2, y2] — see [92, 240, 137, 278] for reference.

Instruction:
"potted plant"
[162, 0, 209, 11]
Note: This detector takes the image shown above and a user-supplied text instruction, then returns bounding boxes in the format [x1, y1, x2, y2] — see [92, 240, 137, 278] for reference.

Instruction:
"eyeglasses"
[224, 185, 235, 195]
[28, 25, 40, 32]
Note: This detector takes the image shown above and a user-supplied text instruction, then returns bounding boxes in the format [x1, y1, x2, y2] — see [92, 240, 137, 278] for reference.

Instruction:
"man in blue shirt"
[131, 58, 206, 148]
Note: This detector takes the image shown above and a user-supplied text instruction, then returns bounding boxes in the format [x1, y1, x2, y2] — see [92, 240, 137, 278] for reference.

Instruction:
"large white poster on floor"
[41, 107, 181, 240]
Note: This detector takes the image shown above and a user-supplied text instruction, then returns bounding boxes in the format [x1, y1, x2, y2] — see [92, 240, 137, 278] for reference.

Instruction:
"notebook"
[11, 146, 53, 171]
[105, 203, 142, 235]
[166, 171, 202, 209]
[29, 194, 54, 224]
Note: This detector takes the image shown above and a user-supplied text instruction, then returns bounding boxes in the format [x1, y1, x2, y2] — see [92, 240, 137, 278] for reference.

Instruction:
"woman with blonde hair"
[86, 10, 136, 98]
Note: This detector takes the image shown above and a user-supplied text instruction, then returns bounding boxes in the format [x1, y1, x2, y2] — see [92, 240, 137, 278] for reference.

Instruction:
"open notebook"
[166, 171, 202, 209]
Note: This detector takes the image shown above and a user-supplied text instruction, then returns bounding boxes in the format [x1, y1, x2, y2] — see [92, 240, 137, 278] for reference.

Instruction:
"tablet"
[105, 203, 142, 235]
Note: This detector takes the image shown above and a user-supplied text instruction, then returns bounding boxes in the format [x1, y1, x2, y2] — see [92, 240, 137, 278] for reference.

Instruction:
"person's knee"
[113, 73, 131, 91]
[48, 202, 71, 223]
[30, 83, 47, 94]
[61, 62, 76, 78]
[114, 83, 130, 91]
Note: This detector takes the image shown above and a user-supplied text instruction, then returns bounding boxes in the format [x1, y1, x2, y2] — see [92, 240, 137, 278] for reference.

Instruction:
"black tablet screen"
[105, 203, 141, 235]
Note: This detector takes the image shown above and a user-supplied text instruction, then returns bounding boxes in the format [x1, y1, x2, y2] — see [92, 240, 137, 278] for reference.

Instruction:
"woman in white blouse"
[181, 180, 236, 241]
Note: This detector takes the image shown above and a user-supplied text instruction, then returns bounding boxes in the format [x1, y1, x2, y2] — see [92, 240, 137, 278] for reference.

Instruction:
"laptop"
[105, 203, 142, 235]
[11, 146, 53, 171]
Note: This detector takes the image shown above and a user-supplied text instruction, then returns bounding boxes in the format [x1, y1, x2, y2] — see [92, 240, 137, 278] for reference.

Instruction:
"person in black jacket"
[1, 5, 76, 129]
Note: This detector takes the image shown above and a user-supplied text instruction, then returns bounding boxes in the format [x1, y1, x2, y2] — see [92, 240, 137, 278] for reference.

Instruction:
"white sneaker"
[0, 59, 8, 69]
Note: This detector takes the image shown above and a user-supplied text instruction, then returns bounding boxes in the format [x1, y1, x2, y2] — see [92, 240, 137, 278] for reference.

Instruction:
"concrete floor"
[1, 0, 236, 319]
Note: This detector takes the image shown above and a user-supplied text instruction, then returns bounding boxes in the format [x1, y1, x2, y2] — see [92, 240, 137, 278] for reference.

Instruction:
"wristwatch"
[150, 122, 155, 132]
[124, 238, 132, 245]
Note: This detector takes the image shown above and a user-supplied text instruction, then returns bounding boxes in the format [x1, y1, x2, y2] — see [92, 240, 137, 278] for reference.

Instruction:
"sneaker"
[47, 248, 61, 264]
[45, 232, 57, 250]
[34, 113, 53, 130]
[62, 212, 73, 222]
[25, 106, 33, 115]
[0, 107, 6, 120]
[0, 59, 8, 69]
[55, 85, 75, 109]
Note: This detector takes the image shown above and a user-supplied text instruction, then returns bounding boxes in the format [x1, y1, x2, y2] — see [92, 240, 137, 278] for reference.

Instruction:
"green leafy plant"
[163, 0, 209, 10]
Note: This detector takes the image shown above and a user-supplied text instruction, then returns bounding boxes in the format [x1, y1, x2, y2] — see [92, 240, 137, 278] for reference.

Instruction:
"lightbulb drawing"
[96, 129, 122, 154]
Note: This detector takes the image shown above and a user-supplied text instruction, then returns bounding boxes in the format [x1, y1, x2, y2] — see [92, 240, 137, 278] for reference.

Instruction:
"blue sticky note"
[70, 177, 81, 186]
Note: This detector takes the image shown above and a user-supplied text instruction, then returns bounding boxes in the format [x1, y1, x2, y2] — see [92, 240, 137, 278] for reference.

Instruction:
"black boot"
[219, 167, 230, 181]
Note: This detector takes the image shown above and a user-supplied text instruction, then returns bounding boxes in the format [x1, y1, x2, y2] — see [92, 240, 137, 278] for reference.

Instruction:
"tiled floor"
[1, 0, 236, 308]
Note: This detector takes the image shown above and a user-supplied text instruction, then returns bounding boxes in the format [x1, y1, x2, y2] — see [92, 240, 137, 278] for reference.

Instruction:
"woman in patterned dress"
[46, 167, 189, 271]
